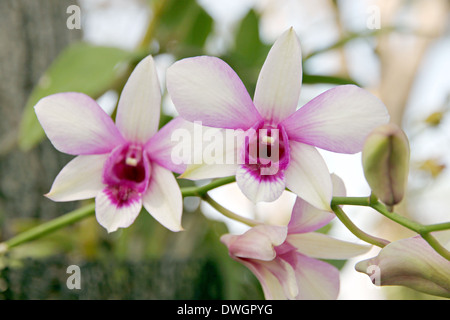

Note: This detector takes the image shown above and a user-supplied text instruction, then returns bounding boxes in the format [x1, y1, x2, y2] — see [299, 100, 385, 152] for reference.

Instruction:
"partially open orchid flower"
[355, 235, 450, 298]
[221, 175, 370, 300]
[166, 27, 390, 209]
[35, 55, 189, 233]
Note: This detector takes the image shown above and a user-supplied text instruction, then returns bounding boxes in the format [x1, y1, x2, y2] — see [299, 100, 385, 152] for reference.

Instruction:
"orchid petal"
[243, 261, 288, 300]
[287, 197, 335, 234]
[116, 55, 161, 143]
[95, 188, 142, 233]
[146, 117, 195, 174]
[34, 92, 125, 155]
[288, 233, 371, 259]
[178, 127, 244, 180]
[281, 85, 390, 153]
[288, 173, 346, 233]
[285, 141, 332, 211]
[142, 163, 183, 232]
[166, 56, 262, 129]
[289, 253, 340, 300]
[262, 257, 299, 299]
[236, 165, 286, 203]
[253, 28, 302, 124]
[46, 154, 107, 202]
[221, 225, 287, 261]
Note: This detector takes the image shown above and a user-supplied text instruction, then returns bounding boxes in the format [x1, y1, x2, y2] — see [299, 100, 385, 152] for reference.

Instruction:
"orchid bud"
[355, 236, 450, 298]
[362, 123, 410, 206]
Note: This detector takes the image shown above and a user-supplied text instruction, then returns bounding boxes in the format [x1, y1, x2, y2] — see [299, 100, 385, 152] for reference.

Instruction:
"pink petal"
[146, 117, 194, 174]
[142, 163, 183, 232]
[46, 154, 107, 202]
[287, 253, 340, 300]
[285, 141, 333, 211]
[34, 92, 125, 155]
[95, 187, 142, 233]
[115, 55, 161, 143]
[166, 56, 262, 129]
[287, 197, 335, 234]
[236, 164, 286, 203]
[253, 28, 302, 124]
[281, 85, 390, 153]
[221, 225, 287, 261]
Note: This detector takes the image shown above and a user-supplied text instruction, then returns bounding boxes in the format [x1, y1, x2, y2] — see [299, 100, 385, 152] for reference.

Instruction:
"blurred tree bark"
[0, 0, 82, 240]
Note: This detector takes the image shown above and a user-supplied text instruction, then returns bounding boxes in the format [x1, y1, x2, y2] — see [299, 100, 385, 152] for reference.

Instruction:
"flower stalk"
[1, 179, 449, 260]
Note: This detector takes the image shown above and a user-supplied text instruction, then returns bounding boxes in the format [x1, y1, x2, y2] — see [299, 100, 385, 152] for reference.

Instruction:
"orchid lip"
[102, 143, 151, 206]
[242, 120, 290, 176]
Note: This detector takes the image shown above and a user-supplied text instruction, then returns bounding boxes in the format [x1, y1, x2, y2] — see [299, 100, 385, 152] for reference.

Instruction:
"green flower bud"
[362, 123, 410, 206]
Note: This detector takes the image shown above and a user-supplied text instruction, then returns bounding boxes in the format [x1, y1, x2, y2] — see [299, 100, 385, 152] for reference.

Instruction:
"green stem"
[331, 204, 390, 248]
[0, 177, 237, 254]
[202, 193, 260, 227]
[0, 202, 95, 254]
[332, 196, 450, 260]
[420, 232, 450, 261]
[137, 0, 167, 51]
[181, 176, 236, 198]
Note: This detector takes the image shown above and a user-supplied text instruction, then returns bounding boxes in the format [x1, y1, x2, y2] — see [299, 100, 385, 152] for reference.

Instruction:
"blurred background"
[0, 0, 448, 299]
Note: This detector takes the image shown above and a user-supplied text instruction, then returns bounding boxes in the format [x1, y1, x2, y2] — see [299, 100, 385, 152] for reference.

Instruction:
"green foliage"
[156, 0, 213, 58]
[18, 43, 137, 151]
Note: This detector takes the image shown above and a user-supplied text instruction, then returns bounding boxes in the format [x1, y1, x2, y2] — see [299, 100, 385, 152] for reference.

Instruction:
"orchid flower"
[220, 175, 370, 300]
[35, 55, 188, 233]
[166, 28, 389, 210]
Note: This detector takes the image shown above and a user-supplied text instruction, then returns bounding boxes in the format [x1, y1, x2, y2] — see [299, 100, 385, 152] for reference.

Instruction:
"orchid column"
[166, 28, 389, 210]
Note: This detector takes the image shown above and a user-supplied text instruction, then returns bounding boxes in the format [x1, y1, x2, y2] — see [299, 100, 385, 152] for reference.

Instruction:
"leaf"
[156, 0, 213, 57]
[18, 42, 136, 151]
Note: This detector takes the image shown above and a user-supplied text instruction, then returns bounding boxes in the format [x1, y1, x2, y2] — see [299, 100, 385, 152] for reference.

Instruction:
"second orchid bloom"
[166, 28, 389, 210]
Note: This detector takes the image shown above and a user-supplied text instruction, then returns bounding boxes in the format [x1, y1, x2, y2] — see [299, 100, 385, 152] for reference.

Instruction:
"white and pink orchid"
[220, 175, 370, 300]
[35, 55, 188, 233]
[166, 28, 389, 209]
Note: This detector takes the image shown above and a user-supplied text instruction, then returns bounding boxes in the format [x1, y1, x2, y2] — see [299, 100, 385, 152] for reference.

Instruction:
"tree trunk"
[0, 0, 82, 239]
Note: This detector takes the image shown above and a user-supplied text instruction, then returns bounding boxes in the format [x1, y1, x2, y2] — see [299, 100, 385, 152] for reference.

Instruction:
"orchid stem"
[181, 176, 236, 198]
[0, 202, 95, 254]
[331, 204, 390, 248]
[0, 177, 237, 254]
[332, 196, 450, 261]
[202, 193, 261, 228]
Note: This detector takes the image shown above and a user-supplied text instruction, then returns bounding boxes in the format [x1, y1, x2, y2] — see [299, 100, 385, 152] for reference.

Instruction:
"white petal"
[46, 154, 108, 201]
[287, 173, 346, 233]
[166, 56, 262, 129]
[285, 141, 332, 211]
[143, 163, 183, 231]
[116, 55, 161, 143]
[236, 165, 286, 203]
[34, 92, 125, 155]
[288, 232, 371, 259]
[177, 126, 244, 180]
[281, 85, 390, 153]
[253, 28, 302, 124]
[292, 254, 340, 300]
[95, 189, 142, 233]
